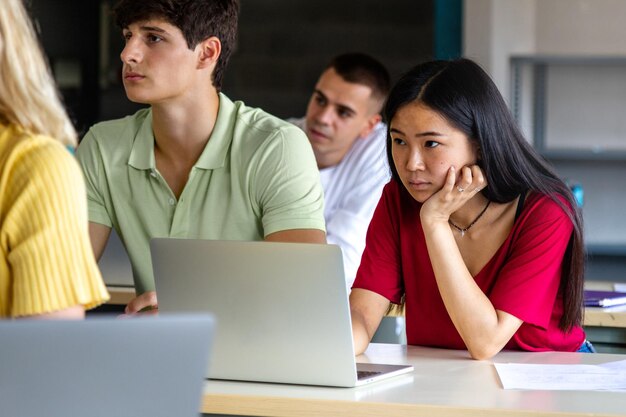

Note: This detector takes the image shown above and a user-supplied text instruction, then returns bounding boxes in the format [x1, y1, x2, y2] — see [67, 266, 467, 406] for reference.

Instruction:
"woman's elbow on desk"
[461, 310, 523, 360]
[466, 343, 503, 361]
[464, 333, 519, 360]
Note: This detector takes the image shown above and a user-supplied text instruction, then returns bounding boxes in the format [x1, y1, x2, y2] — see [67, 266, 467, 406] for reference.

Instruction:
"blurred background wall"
[29, 0, 463, 133]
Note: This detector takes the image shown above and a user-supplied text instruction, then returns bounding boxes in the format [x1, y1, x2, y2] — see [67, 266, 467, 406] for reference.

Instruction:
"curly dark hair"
[113, 0, 239, 91]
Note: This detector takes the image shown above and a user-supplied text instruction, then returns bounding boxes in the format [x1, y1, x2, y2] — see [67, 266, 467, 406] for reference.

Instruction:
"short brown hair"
[327, 53, 391, 112]
[113, 0, 239, 91]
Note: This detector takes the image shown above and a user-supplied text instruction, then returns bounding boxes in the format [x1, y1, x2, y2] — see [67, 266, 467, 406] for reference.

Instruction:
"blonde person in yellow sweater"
[0, 0, 109, 318]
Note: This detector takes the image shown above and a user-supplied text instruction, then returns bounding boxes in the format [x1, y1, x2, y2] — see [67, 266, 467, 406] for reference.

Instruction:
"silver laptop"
[152, 239, 413, 387]
[0, 315, 214, 417]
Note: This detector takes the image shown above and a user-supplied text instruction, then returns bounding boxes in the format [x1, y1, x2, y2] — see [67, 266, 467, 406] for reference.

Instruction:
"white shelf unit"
[510, 55, 626, 282]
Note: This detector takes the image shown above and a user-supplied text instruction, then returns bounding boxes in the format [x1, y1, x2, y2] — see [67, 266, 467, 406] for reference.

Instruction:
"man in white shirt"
[290, 53, 391, 289]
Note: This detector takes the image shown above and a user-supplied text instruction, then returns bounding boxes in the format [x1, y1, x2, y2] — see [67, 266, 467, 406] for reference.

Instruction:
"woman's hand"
[420, 164, 487, 225]
[419, 164, 523, 359]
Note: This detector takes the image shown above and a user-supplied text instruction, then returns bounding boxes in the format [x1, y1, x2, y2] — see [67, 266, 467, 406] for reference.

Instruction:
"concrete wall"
[464, 0, 535, 102]
[464, 0, 626, 101]
[535, 0, 626, 55]
[464, 0, 626, 279]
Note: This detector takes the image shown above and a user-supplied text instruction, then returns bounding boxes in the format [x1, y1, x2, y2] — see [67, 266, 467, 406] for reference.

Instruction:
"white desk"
[201, 343, 626, 417]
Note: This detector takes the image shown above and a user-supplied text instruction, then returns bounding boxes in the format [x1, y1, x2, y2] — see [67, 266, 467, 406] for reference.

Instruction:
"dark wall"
[224, 0, 435, 118]
[29, 0, 437, 131]
[29, 0, 101, 135]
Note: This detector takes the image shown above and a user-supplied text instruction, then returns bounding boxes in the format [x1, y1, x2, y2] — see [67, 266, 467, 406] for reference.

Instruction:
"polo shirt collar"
[194, 93, 235, 170]
[127, 93, 235, 171]
[128, 110, 155, 170]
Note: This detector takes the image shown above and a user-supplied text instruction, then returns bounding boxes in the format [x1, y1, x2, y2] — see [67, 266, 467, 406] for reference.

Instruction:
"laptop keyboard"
[357, 370, 383, 380]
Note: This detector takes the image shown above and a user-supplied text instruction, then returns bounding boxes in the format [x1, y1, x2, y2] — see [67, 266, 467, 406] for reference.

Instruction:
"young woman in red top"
[350, 59, 589, 359]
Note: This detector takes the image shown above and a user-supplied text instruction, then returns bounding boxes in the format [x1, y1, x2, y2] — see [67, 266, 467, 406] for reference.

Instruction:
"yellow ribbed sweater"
[0, 123, 109, 317]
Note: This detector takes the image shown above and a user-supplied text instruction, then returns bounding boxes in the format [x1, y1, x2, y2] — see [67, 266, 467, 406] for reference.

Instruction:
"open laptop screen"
[0, 315, 214, 417]
[152, 238, 412, 387]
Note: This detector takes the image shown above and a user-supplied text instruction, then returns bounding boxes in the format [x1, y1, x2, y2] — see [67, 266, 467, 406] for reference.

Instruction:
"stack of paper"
[494, 359, 626, 391]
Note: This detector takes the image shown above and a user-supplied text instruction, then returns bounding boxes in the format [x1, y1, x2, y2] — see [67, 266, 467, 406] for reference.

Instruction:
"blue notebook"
[584, 290, 626, 307]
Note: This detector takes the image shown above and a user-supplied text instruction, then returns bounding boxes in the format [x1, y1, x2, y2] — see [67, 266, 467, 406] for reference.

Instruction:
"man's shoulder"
[344, 121, 388, 163]
[364, 121, 387, 143]
[286, 116, 305, 130]
[218, 97, 312, 167]
[229, 98, 304, 140]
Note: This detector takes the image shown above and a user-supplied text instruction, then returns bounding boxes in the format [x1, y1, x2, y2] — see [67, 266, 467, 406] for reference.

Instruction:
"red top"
[353, 180, 585, 352]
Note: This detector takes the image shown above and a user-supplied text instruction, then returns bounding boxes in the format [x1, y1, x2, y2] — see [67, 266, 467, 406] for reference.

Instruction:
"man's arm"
[265, 229, 326, 243]
[88, 222, 112, 261]
[87, 222, 158, 315]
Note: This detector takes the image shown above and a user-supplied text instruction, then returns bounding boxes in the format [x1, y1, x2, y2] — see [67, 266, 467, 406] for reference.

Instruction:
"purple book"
[584, 290, 626, 307]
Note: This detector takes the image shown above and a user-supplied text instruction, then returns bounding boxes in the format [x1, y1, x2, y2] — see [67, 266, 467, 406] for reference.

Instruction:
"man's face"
[304, 68, 380, 168]
[120, 19, 202, 105]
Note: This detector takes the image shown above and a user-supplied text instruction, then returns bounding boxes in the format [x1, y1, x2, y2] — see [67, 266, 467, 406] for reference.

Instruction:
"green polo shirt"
[77, 94, 325, 294]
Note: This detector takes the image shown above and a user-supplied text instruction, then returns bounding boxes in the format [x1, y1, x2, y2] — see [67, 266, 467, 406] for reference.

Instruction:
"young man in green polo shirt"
[77, 0, 326, 314]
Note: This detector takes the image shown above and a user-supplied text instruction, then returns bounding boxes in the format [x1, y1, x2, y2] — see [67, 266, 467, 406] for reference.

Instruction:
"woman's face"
[390, 101, 479, 203]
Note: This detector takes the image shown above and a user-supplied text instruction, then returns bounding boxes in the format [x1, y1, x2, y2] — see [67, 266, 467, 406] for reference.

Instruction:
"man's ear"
[358, 113, 382, 139]
[197, 36, 221, 69]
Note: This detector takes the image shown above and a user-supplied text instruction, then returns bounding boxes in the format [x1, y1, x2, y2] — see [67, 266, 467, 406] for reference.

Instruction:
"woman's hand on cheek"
[456, 164, 487, 198]
[420, 165, 487, 225]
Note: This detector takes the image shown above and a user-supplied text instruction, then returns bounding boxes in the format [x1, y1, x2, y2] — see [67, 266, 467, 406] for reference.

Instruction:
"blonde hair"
[0, 0, 77, 147]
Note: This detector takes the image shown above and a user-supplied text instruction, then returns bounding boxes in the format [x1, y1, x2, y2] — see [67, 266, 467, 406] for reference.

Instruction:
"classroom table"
[105, 285, 135, 305]
[106, 284, 626, 328]
[200, 343, 626, 417]
[105, 283, 626, 349]
[583, 281, 626, 353]
[107, 287, 626, 327]
[585, 306, 626, 329]
[584, 281, 626, 329]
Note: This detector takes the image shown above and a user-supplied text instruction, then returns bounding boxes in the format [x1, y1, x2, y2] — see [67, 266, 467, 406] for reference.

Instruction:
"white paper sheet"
[614, 283, 626, 292]
[494, 359, 626, 391]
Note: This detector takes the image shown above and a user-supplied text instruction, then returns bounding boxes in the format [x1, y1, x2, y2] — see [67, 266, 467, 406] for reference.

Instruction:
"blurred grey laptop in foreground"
[152, 239, 413, 387]
[0, 315, 214, 417]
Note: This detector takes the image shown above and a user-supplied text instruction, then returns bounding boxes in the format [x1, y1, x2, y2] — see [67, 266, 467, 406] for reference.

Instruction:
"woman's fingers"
[469, 164, 487, 192]
[445, 165, 458, 193]
[456, 166, 473, 193]
[457, 165, 487, 194]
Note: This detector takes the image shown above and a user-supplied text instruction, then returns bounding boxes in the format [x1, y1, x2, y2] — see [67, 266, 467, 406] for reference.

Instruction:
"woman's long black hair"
[384, 59, 584, 331]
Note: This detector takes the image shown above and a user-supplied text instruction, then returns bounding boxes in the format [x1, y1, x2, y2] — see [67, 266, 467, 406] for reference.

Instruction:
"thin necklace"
[448, 200, 491, 237]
